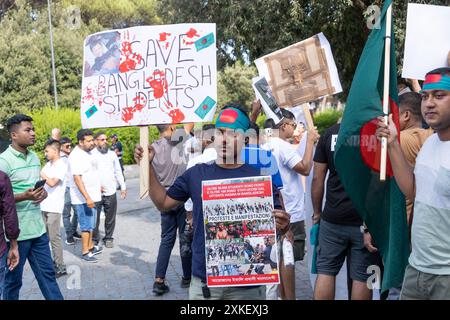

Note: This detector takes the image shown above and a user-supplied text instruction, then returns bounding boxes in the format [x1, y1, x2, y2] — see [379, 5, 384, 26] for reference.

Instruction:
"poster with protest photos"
[80, 23, 217, 128]
[202, 176, 280, 287]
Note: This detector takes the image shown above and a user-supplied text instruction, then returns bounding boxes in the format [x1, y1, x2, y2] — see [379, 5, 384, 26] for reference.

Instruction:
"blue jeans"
[155, 204, 192, 280]
[0, 251, 6, 299]
[62, 187, 78, 239]
[2, 233, 64, 300]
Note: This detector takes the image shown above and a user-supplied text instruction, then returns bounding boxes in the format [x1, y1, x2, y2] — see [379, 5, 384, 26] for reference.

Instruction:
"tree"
[159, 0, 449, 98]
[61, 0, 161, 28]
[0, 1, 52, 123]
[0, 0, 162, 125]
[218, 62, 257, 111]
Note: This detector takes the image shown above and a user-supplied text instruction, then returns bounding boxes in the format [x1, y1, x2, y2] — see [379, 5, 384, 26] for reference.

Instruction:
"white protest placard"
[80, 24, 217, 128]
[402, 4, 450, 80]
[255, 32, 342, 108]
[286, 103, 313, 130]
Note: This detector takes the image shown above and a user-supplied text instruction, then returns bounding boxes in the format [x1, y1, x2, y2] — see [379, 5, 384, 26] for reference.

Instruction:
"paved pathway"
[20, 178, 313, 300]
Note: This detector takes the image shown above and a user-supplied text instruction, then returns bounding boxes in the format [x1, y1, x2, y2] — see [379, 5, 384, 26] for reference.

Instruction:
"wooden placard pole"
[380, 3, 393, 181]
[302, 103, 315, 130]
[139, 126, 149, 199]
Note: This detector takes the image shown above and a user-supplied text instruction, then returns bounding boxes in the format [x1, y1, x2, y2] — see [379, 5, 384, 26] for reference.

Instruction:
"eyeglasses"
[63, 144, 72, 148]
[284, 122, 297, 129]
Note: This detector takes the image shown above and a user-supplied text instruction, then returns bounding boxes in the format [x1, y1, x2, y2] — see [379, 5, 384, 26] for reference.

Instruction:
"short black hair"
[6, 114, 33, 134]
[399, 92, 422, 121]
[77, 129, 94, 142]
[221, 102, 250, 120]
[263, 118, 275, 129]
[202, 124, 215, 131]
[247, 122, 260, 139]
[201, 124, 215, 142]
[276, 109, 295, 128]
[60, 137, 72, 145]
[156, 124, 171, 134]
[397, 78, 408, 86]
[44, 138, 61, 151]
[281, 109, 295, 120]
[94, 131, 106, 139]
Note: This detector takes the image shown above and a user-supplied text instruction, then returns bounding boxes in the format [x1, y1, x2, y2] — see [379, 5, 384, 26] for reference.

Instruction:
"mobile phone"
[33, 179, 46, 190]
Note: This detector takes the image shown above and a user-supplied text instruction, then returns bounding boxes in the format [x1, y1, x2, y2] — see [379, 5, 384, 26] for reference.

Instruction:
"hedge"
[313, 109, 343, 134]
[254, 109, 343, 134]
[29, 107, 159, 165]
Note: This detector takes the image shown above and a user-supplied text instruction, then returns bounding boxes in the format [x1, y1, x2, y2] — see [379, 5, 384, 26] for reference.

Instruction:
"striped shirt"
[0, 145, 46, 241]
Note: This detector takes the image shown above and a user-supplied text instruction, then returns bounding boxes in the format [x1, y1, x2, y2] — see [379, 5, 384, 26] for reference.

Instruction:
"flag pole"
[380, 3, 393, 181]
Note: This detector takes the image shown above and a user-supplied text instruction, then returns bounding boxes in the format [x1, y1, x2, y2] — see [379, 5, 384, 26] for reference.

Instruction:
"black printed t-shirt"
[313, 123, 363, 226]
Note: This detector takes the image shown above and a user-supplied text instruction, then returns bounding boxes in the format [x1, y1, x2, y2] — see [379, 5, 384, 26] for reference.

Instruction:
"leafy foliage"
[218, 62, 257, 111]
[159, 0, 449, 98]
[314, 109, 343, 134]
[29, 107, 159, 165]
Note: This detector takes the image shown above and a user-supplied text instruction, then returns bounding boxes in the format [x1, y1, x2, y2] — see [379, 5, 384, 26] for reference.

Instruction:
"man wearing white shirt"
[68, 129, 103, 263]
[40, 139, 67, 277]
[263, 108, 319, 300]
[92, 132, 127, 248]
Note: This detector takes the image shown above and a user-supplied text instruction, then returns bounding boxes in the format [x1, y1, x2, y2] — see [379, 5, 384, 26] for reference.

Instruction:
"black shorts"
[290, 220, 306, 262]
[316, 219, 380, 283]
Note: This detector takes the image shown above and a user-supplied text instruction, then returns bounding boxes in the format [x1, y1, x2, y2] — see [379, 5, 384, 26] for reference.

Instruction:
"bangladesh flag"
[334, 0, 410, 293]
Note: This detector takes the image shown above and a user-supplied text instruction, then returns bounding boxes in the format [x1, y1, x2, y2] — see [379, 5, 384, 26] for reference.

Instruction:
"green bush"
[253, 109, 342, 135]
[313, 109, 343, 134]
[29, 107, 159, 165]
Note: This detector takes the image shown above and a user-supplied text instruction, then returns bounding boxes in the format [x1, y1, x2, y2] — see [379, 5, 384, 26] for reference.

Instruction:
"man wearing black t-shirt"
[311, 123, 379, 300]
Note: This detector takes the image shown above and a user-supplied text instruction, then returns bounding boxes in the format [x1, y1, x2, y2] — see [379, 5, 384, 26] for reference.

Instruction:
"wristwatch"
[359, 224, 369, 234]
[360, 225, 369, 234]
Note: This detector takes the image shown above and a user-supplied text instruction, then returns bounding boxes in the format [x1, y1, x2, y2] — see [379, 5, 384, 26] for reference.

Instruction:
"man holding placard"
[135, 105, 291, 300]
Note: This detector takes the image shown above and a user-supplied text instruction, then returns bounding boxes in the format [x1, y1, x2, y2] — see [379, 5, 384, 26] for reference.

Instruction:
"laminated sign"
[202, 176, 280, 287]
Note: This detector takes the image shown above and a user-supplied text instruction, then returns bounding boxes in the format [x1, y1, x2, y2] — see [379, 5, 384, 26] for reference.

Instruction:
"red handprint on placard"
[121, 106, 135, 123]
[183, 27, 200, 45]
[146, 70, 168, 99]
[133, 94, 147, 112]
[81, 85, 95, 106]
[119, 31, 143, 73]
[163, 100, 185, 124]
[158, 32, 172, 50]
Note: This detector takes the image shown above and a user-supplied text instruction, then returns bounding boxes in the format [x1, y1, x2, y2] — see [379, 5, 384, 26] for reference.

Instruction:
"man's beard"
[97, 145, 109, 154]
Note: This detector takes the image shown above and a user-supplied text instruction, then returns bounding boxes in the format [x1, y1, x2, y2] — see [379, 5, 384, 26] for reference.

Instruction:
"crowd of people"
[207, 241, 243, 264]
[204, 201, 273, 218]
[0, 65, 449, 301]
[0, 121, 126, 299]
